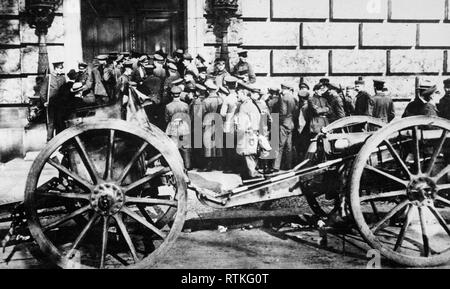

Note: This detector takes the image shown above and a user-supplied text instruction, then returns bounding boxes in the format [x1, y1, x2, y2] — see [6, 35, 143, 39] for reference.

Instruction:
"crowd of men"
[37, 48, 450, 180]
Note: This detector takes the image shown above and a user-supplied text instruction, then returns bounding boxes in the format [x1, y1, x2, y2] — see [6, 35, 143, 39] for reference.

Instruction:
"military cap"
[109, 51, 119, 57]
[355, 79, 365, 85]
[313, 83, 324, 91]
[205, 80, 218, 90]
[224, 75, 238, 84]
[174, 49, 184, 56]
[153, 54, 164, 62]
[319, 78, 330, 85]
[96, 54, 109, 61]
[417, 79, 433, 90]
[195, 83, 207, 92]
[268, 87, 280, 93]
[70, 82, 84, 93]
[143, 63, 156, 70]
[251, 87, 261, 94]
[197, 65, 207, 73]
[373, 79, 385, 90]
[220, 86, 230, 95]
[167, 63, 178, 71]
[214, 57, 226, 63]
[123, 61, 134, 69]
[120, 51, 131, 56]
[237, 48, 248, 57]
[281, 82, 295, 90]
[78, 61, 88, 68]
[421, 85, 438, 97]
[299, 82, 310, 90]
[52, 61, 64, 67]
[444, 78, 450, 88]
[183, 53, 193, 61]
[171, 78, 184, 86]
[166, 56, 176, 64]
[116, 54, 124, 62]
[327, 82, 340, 91]
[171, 86, 182, 95]
[139, 55, 148, 62]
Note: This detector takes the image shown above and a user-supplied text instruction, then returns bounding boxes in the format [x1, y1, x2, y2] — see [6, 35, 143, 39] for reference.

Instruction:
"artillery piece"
[2, 86, 450, 268]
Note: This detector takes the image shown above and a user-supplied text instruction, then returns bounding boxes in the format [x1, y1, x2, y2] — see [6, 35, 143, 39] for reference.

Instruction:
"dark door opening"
[80, 0, 185, 62]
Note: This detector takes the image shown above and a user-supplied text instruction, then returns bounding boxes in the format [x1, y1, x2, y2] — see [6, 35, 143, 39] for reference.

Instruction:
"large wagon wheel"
[24, 120, 187, 268]
[350, 116, 450, 266]
[304, 116, 385, 218]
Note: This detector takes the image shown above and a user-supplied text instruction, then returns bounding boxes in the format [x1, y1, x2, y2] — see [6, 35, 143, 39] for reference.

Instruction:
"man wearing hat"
[325, 83, 346, 123]
[40, 60, 66, 141]
[212, 58, 231, 89]
[220, 75, 240, 172]
[173, 49, 185, 76]
[116, 61, 134, 118]
[139, 63, 164, 128]
[197, 66, 208, 85]
[232, 49, 256, 84]
[273, 82, 298, 171]
[165, 86, 192, 169]
[90, 54, 109, 104]
[131, 55, 149, 86]
[267, 87, 281, 114]
[182, 53, 199, 78]
[153, 54, 167, 80]
[162, 63, 182, 104]
[190, 83, 207, 169]
[403, 80, 438, 118]
[372, 80, 395, 122]
[235, 82, 262, 178]
[202, 80, 224, 171]
[439, 78, 450, 120]
[354, 78, 374, 116]
[52, 69, 78, 135]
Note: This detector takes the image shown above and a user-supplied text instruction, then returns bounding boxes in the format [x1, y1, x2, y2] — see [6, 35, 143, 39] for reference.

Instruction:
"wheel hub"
[407, 176, 436, 206]
[90, 183, 124, 216]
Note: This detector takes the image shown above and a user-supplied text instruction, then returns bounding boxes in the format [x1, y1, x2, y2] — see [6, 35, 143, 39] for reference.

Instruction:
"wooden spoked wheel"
[350, 116, 450, 266]
[304, 116, 385, 218]
[24, 120, 187, 268]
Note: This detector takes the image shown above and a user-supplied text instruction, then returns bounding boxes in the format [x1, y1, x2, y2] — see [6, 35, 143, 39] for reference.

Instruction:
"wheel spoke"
[38, 190, 90, 200]
[434, 165, 450, 182]
[124, 167, 170, 194]
[418, 206, 430, 257]
[104, 130, 115, 181]
[100, 216, 109, 268]
[147, 153, 162, 165]
[44, 205, 91, 231]
[428, 205, 450, 238]
[47, 159, 93, 191]
[412, 127, 421, 174]
[394, 205, 413, 252]
[137, 206, 157, 226]
[383, 140, 412, 179]
[371, 200, 409, 233]
[118, 142, 149, 185]
[113, 214, 138, 263]
[74, 136, 100, 185]
[67, 214, 98, 259]
[121, 206, 167, 239]
[126, 197, 177, 207]
[437, 184, 450, 192]
[365, 165, 409, 187]
[435, 195, 450, 206]
[426, 130, 448, 175]
[360, 190, 407, 202]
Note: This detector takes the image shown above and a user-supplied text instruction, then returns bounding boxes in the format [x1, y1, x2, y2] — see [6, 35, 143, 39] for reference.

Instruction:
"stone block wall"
[0, 0, 65, 105]
[202, 0, 450, 100]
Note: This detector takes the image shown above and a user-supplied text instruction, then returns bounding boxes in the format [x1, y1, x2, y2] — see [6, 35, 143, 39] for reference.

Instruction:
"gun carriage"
[3, 86, 450, 268]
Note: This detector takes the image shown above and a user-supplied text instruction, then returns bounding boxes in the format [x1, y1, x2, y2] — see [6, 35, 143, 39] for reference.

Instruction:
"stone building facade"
[1, 0, 450, 127]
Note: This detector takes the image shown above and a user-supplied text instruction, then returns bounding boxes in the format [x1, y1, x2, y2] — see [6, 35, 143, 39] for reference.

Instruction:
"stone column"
[63, 0, 82, 69]
[186, 0, 206, 58]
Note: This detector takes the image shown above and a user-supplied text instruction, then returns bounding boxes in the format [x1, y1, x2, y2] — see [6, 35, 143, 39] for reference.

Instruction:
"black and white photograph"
[1, 0, 450, 275]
